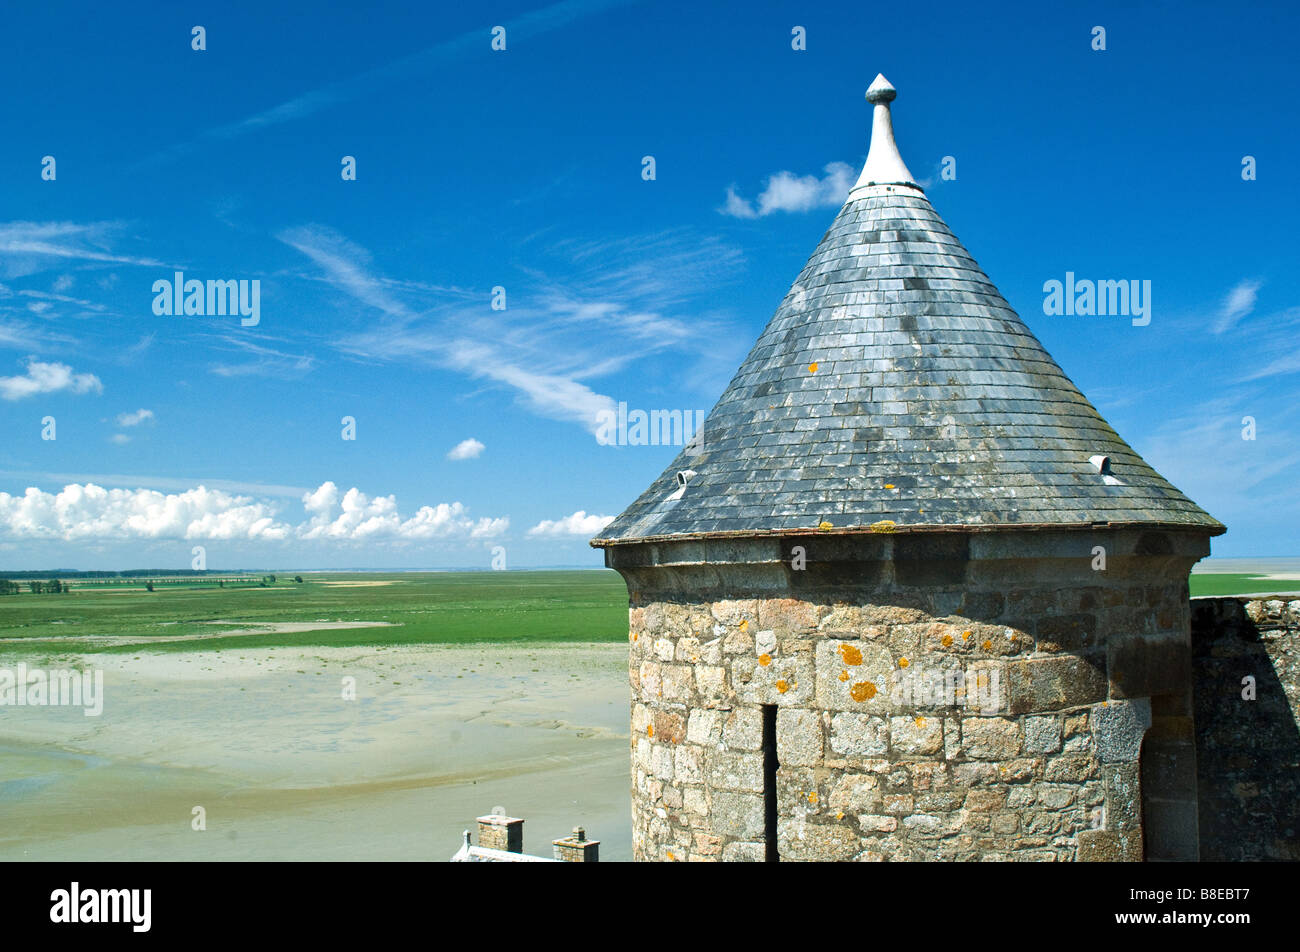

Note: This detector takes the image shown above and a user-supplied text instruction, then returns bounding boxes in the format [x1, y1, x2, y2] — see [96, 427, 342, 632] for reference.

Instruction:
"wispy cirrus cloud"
[277, 226, 414, 321]
[1243, 313, 1300, 380]
[208, 335, 316, 378]
[278, 223, 742, 434]
[1190, 281, 1300, 382]
[18, 288, 112, 316]
[0, 470, 312, 499]
[0, 317, 78, 352]
[123, 334, 155, 359]
[0, 221, 168, 278]
[1212, 279, 1263, 334]
[445, 340, 617, 430]
[140, 0, 636, 168]
[719, 162, 855, 218]
[1139, 393, 1300, 524]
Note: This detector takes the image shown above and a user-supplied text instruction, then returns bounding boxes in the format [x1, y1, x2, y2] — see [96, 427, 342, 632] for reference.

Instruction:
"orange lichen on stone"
[839, 643, 863, 665]
[850, 681, 877, 702]
[808, 362, 819, 373]
[885, 484, 895, 489]
[776, 679, 790, 694]
[838, 669, 850, 682]
[982, 640, 993, 651]
[807, 791, 818, 803]
[941, 634, 953, 647]
[647, 724, 654, 737]
[898, 657, 909, 668]
[836, 811, 845, 820]
[915, 717, 925, 728]
[758, 653, 772, 667]
[739, 619, 748, 631]
[962, 630, 972, 640]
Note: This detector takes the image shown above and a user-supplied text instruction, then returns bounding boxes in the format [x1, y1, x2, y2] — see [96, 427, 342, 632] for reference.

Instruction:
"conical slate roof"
[593, 76, 1222, 546]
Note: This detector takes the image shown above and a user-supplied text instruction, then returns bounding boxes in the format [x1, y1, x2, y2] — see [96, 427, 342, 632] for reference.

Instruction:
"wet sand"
[0, 620, 398, 647]
[0, 643, 631, 861]
[1193, 558, 1300, 576]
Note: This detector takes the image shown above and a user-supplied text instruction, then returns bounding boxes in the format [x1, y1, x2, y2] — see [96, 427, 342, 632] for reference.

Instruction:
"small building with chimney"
[451, 809, 600, 862]
[592, 75, 1225, 862]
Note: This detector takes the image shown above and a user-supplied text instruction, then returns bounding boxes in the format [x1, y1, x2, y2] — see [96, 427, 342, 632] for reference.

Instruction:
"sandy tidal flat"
[1193, 558, 1300, 577]
[0, 642, 631, 861]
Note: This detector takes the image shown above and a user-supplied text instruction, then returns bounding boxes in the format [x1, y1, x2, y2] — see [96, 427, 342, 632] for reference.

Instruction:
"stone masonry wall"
[626, 569, 1193, 861]
[1191, 596, 1300, 860]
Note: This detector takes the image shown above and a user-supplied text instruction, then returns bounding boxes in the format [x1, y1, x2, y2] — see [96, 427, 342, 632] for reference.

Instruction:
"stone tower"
[592, 76, 1223, 862]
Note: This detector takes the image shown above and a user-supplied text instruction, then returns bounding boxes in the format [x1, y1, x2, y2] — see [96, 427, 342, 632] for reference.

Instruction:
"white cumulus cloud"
[0, 359, 102, 401]
[720, 162, 856, 218]
[0, 484, 291, 541]
[447, 437, 485, 461]
[116, 408, 155, 427]
[0, 480, 509, 544]
[298, 481, 507, 541]
[527, 510, 614, 537]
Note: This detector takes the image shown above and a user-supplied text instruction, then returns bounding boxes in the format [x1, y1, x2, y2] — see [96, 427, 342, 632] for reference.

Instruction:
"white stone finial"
[865, 73, 897, 104]
[851, 73, 921, 198]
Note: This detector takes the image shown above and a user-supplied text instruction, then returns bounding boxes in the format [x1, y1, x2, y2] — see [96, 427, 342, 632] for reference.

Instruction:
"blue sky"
[1, 0, 1296, 569]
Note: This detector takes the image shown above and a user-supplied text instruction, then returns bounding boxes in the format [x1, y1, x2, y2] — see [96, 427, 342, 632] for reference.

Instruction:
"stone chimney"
[552, 826, 600, 862]
[477, 808, 524, 853]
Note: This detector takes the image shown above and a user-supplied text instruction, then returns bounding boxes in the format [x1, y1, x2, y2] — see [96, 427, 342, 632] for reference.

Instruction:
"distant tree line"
[0, 569, 238, 580]
[0, 579, 68, 594]
[1, 571, 304, 594]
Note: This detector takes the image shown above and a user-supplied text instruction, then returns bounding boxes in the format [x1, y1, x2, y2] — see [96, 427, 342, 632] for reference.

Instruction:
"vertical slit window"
[762, 704, 779, 862]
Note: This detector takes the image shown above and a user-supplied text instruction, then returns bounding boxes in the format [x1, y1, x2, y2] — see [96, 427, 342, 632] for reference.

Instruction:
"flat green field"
[0, 570, 629, 655]
[1188, 573, 1300, 597]
[3, 568, 1290, 658]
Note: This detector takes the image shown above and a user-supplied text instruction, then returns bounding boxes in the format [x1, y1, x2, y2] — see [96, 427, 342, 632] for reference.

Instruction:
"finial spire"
[865, 74, 897, 104]
[851, 73, 921, 197]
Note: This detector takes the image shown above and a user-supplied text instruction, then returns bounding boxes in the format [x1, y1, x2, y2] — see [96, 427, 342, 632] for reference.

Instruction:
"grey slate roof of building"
[593, 81, 1223, 547]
